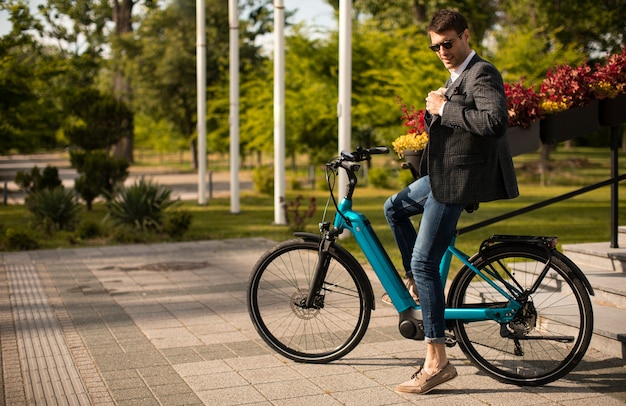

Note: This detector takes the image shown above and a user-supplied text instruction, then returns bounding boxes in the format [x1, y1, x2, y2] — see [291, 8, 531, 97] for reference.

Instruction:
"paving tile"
[1, 238, 625, 406]
[254, 378, 324, 400]
[196, 385, 267, 406]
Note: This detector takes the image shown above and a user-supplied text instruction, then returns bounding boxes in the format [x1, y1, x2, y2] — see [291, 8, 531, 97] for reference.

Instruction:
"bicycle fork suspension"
[304, 238, 333, 308]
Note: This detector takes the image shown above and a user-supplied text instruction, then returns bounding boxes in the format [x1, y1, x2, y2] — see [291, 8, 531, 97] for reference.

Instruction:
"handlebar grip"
[368, 146, 389, 155]
[341, 161, 360, 172]
[340, 150, 355, 161]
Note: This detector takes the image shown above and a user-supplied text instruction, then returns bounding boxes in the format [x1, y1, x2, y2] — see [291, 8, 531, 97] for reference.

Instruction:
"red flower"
[540, 63, 596, 109]
[592, 46, 626, 99]
[397, 96, 426, 135]
[504, 80, 541, 129]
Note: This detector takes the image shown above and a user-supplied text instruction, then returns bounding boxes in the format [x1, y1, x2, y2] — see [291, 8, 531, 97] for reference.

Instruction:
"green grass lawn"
[1, 147, 625, 276]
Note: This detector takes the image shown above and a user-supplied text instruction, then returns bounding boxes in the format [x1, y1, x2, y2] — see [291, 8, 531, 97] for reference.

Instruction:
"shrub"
[25, 187, 81, 232]
[15, 165, 62, 195]
[5, 228, 39, 251]
[76, 219, 104, 240]
[163, 210, 193, 239]
[368, 167, 392, 189]
[253, 166, 274, 194]
[106, 178, 177, 231]
[111, 225, 147, 244]
[70, 150, 129, 210]
[289, 178, 303, 190]
[281, 195, 317, 232]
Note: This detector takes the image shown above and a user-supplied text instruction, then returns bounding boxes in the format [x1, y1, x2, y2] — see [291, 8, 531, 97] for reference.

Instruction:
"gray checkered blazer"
[423, 54, 519, 205]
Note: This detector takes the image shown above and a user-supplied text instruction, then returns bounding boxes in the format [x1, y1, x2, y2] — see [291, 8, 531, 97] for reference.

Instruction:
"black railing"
[457, 128, 624, 248]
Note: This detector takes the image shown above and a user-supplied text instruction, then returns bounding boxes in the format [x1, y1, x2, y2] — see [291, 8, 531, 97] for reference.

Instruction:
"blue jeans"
[384, 176, 464, 343]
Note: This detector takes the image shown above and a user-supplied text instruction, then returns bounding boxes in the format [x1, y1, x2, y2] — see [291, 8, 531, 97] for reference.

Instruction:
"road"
[0, 153, 252, 204]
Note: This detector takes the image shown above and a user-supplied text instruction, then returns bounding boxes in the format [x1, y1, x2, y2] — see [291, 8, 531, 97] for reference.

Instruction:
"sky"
[0, 0, 337, 39]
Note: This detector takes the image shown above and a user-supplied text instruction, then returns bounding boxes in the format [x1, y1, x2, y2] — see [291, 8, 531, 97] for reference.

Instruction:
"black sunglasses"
[429, 32, 463, 52]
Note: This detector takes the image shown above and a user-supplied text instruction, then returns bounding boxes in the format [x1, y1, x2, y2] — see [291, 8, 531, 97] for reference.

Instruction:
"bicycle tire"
[448, 242, 593, 386]
[247, 239, 372, 363]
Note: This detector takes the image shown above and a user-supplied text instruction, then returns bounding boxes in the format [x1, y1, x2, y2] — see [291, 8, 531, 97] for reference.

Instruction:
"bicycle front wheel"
[247, 239, 372, 363]
[448, 243, 593, 386]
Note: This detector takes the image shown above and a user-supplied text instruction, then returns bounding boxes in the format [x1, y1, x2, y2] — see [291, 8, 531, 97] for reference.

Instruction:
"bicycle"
[247, 146, 594, 386]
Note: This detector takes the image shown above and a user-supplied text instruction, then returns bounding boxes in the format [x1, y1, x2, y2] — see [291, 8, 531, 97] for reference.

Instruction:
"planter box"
[540, 100, 600, 144]
[599, 93, 626, 127]
[403, 150, 423, 179]
[506, 121, 541, 156]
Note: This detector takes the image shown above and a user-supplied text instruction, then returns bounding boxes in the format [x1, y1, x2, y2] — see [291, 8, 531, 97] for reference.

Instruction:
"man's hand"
[425, 88, 447, 116]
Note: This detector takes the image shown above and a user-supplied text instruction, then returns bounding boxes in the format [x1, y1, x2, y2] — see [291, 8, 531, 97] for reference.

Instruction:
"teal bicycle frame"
[333, 197, 521, 324]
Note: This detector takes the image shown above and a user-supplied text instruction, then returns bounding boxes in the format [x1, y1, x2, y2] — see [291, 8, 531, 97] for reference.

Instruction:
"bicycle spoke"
[248, 240, 371, 363]
[449, 243, 592, 385]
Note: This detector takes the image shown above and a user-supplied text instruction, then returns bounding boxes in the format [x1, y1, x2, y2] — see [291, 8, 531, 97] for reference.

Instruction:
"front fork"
[305, 228, 335, 308]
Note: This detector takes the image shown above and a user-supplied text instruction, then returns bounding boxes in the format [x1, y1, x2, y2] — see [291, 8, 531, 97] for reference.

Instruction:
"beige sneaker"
[396, 362, 457, 394]
[381, 278, 420, 305]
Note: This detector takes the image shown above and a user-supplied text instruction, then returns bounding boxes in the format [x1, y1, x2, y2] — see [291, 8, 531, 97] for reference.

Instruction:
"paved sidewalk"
[1, 238, 625, 405]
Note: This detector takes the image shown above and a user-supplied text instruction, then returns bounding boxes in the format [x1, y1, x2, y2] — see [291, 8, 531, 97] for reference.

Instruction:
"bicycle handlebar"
[325, 146, 389, 203]
[326, 146, 389, 171]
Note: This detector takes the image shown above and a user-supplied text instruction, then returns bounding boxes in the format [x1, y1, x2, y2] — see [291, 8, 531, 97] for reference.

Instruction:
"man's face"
[429, 29, 470, 70]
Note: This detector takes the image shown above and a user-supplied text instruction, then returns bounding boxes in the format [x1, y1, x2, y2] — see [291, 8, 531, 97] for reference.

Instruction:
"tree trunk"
[411, 0, 427, 24]
[111, 0, 135, 163]
[539, 144, 553, 186]
[190, 139, 198, 169]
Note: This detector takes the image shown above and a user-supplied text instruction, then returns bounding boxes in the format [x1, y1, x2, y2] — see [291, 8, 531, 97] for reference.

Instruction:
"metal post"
[229, 0, 240, 213]
[309, 166, 315, 190]
[208, 170, 213, 200]
[196, 0, 207, 205]
[337, 0, 352, 198]
[273, 0, 286, 224]
[610, 125, 620, 248]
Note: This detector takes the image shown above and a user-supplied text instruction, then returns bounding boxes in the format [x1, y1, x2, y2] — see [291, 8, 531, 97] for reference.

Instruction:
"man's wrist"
[438, 101, 446, 116]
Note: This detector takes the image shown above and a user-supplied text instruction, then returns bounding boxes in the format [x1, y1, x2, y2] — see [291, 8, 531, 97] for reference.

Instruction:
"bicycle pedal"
[445, 334, 457, 348]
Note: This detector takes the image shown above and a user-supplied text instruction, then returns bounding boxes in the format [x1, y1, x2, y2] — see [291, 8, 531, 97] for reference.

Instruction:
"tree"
[115, 0, 214, 168]
[496, 0, 626, 56]
[119, 0, 275, 168]
[488, 27, 586, 85]
[62, 88, 133, 151]
[348, 0, 498, 44]
[70, 151, 129, 210]
[61, 88, 132, 210]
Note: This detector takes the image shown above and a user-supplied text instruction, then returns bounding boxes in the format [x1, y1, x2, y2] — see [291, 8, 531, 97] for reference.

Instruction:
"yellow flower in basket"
[393, 97, 428, 158]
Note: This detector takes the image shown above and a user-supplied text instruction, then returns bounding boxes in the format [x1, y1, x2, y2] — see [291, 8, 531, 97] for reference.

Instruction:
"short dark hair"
[428, 9, 468, 35]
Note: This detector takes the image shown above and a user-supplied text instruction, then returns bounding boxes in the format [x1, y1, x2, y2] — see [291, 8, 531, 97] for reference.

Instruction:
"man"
[384, 9, 519, 394]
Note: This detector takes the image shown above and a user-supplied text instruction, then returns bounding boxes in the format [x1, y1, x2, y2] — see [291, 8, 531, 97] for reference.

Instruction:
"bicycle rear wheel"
[247, 239, 372, 363]
[448, 243, 593, 386]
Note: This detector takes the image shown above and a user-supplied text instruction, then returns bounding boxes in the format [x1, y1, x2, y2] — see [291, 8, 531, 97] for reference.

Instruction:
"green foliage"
[0, 34, 63, 153]
[399, 168, 416, 187]
[61, 88, 133, 151]
[0, 147, 624, 257]
[4, 228, 40, 251]
[134, 113, 187, 152]
[289, 177, 303, 190]
[2, 0, 625, 166]
[252, 166, 274, 195]
[25, 187, 81, 232]
[368, 167, 392, 189]
[163, 210, 193, 239]
[111, 225, 148, 244]
[70, 150, 130, 210]
[14, 165, 63, 194]
[76, 219, 105, 240]
[489, 28, 586, 85]
[106, 178, 177, 231]
[497, 0, 625, 56]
